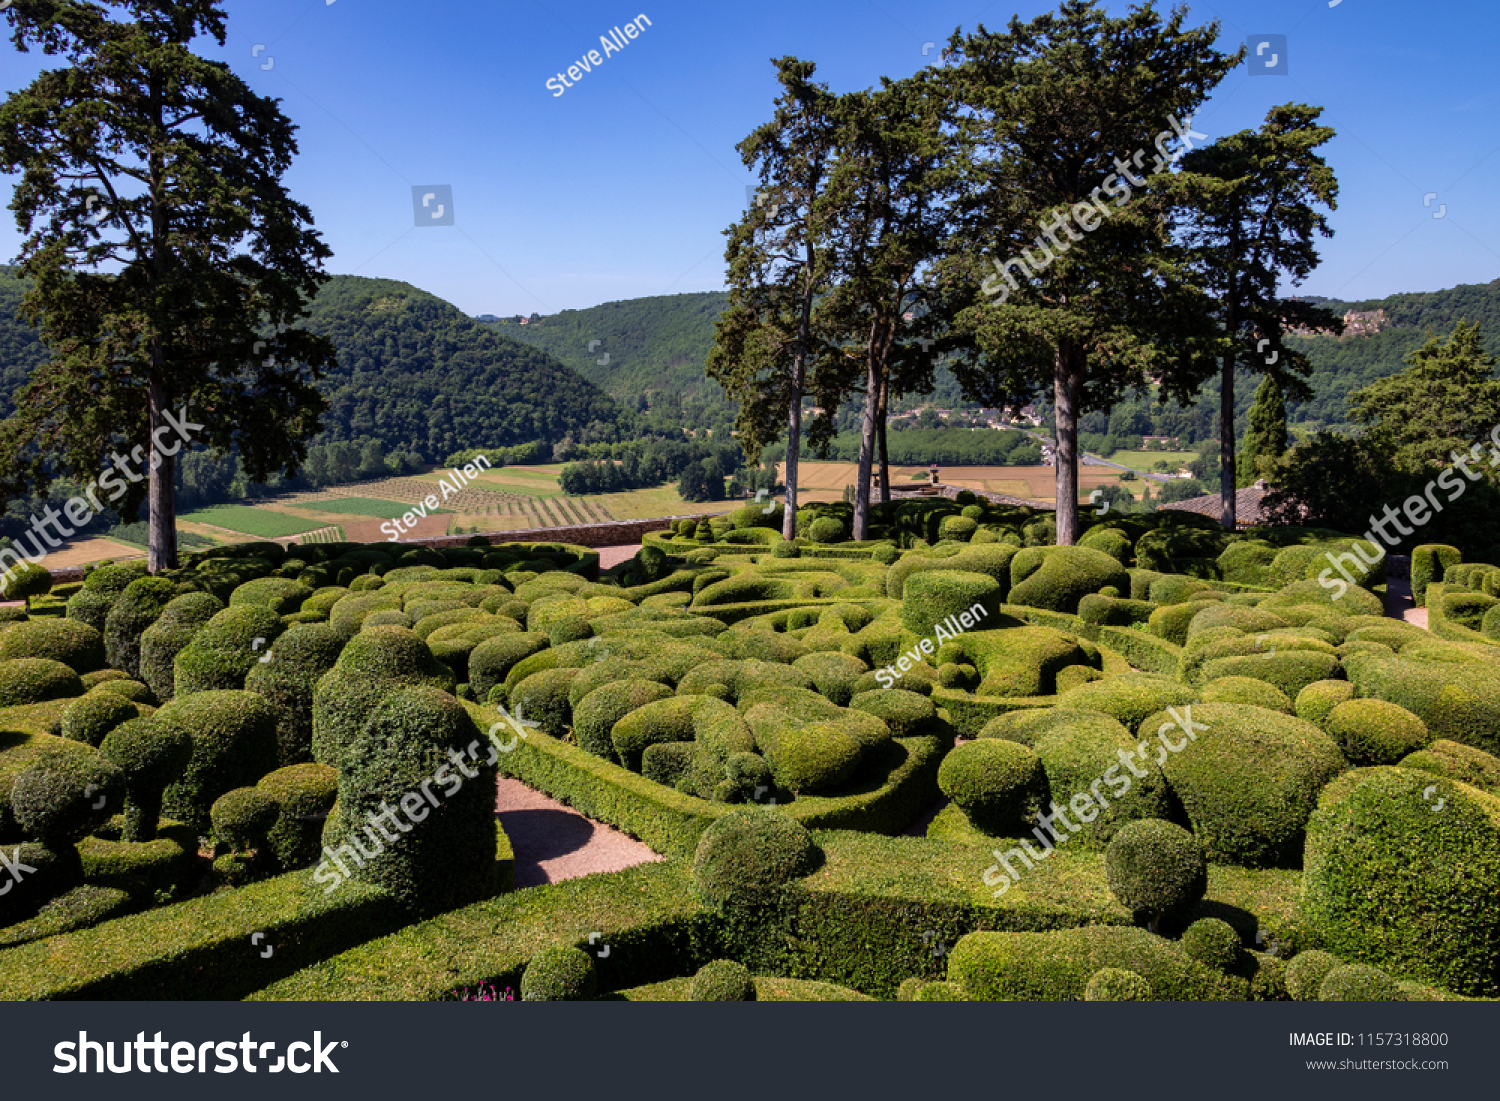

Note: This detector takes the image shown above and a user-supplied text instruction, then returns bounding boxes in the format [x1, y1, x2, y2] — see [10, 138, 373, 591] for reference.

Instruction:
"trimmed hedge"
[156, 690, 281, 834]
[947, 925, 1241, 1001]
[0, 618, 105, 673]
[1411, 545, 1461, 608]
[1146, 703, 1347, 867]
[1300, 767, 1500, 997]
[1324, 698, 1431, 766]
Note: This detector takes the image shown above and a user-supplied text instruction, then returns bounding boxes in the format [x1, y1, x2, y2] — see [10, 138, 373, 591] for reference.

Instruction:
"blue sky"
[1, 0, 1496, 316]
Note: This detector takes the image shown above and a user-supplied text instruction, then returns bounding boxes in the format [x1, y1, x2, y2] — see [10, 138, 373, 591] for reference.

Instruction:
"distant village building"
[1157, 479, 1283, 528]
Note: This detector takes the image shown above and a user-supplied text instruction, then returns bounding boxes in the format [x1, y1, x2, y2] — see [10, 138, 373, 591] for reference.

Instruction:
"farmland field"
[176, 504, 332, 538]
[284, 496, 440, 520]
[1107, 449, 1198, 472]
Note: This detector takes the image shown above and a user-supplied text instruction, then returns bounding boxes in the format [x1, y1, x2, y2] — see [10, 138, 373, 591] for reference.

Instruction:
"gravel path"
[494, 777, 662, 888]
[595, 543, 642, 570]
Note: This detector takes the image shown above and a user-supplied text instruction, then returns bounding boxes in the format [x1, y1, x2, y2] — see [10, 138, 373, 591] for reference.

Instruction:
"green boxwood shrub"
[509, 668, 579, 739]
[57, 692, 138, 748]
[173, 604, 286, 697]
[1410, 545, 1461, 607]
[311, 626, 456, 772]
[573, 679, 675, 760]
[690, 959, 756, 1001]
[937, 739, 1048, 835]
[1181, 917, 1242, 972]
[1104, 818, 1207, 928]
[98, 718, 193, 842]
[0, 618, 105, 674]
[256, 763, 338, 870]
[1295, 680, 1355, 727]
[1285, 949, 1341, 1001]
[1300, 767, 1500, 996]
[1146, 703, 1346, 867]
[1199, 675, 1293, 714]
[1008, 546, 1130, 615]
[65, 587, 118, 633]
[242, 622, 346, 768]
[138, 592, 224, 702]
[211, 787, 279, 853]
[1324, 698, 1431, 766]
[1399, 739, 1500, 797]
[692, 807, 818, 909]
[1084, 967, 1153, 1000]
[1319, 964, 1401, 1001]
[468, 632, 550, 701]
[0, 658, 84, 707]
[103, 577, 179, 680]
[155, 690, 281, 834]
[521, 945, 597, 1001]
[1057, 674, 1197, 732]
[948, 925, 1233, 1001]
[1, 561, 52, 606]
[329, 686, 500, 916]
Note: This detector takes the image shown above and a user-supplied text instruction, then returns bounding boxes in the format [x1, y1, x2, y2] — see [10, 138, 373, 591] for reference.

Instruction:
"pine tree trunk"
[1220, 349, 1237, 530]
[784, 365, 802, 542]
[1053, 344, 1081, 546]
[147, 378, 178, 572]
[876, 373, 890, 505]
[853, 331, 881, 541]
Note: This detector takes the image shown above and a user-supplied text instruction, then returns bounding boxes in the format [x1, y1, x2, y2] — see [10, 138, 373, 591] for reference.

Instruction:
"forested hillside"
[484, 291, 734, 430]
[0, 267, 628, 460]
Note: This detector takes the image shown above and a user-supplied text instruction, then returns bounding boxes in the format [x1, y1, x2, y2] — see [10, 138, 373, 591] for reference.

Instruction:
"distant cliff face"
[1341, 308, 1388, 337]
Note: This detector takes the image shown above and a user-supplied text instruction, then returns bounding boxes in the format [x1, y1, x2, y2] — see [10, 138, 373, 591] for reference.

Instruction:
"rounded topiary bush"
[1008, 545, 1130, 615]
[65, 586, 118, 633]
[2, 561, 52, 606]
[138, 591, 225, 702]
[690, 959, 756, 1001]
[939, 515, 978, 542]
[243, 621, 346, 768]
[1295, 679, 1355, 727]
[937, 739, 1048, 836]
[155, 690, 281, 834]
[1144, 703, 1347, 867]
[103, 576, 179, 680]
[11, 760, 124, 848]
[521, 946, 597, 1001]
[761, 721, 862, 795]
[808, 516, 846, 544]
[1318, 964, 1401, 1002]
[1180, 917, 1242, 973]
[311, 625, 456, 772]
[1084, 968, 1153, 1001]
[692, 807, 818, 910]
[900, 570, 1001, 636]
[1199, 675, 1293, 714]
[1323, 698, 1431, 766]
[173, 604, 285, 697]
[1300, 767, 1500, 997]
[1285, 949, 1342, 1001]
[0, 658, 84, 707]
[210, 786, 279, 853]
[0, 617, 105, 673]
[467, 632, 550, 702]
[1056, 674, 1197, 733]
[330, 686, 499, 915]
[98, 718, 193, 842]
[229, 577, 315, 616]
[573, 679, 676, 760]
[1104, 818, 1207, 929]
[57, 691, 138, 748]
[256, 762, 338, 869]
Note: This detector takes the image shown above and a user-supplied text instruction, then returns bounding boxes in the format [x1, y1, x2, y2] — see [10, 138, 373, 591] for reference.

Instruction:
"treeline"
[811, 428, 1042, 467]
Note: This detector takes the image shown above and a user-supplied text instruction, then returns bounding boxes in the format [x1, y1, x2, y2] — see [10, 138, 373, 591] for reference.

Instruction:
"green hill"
[485, 291, 733, 424]
[0, 268, 627, 461]
[1280, 278, 1500, 430]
